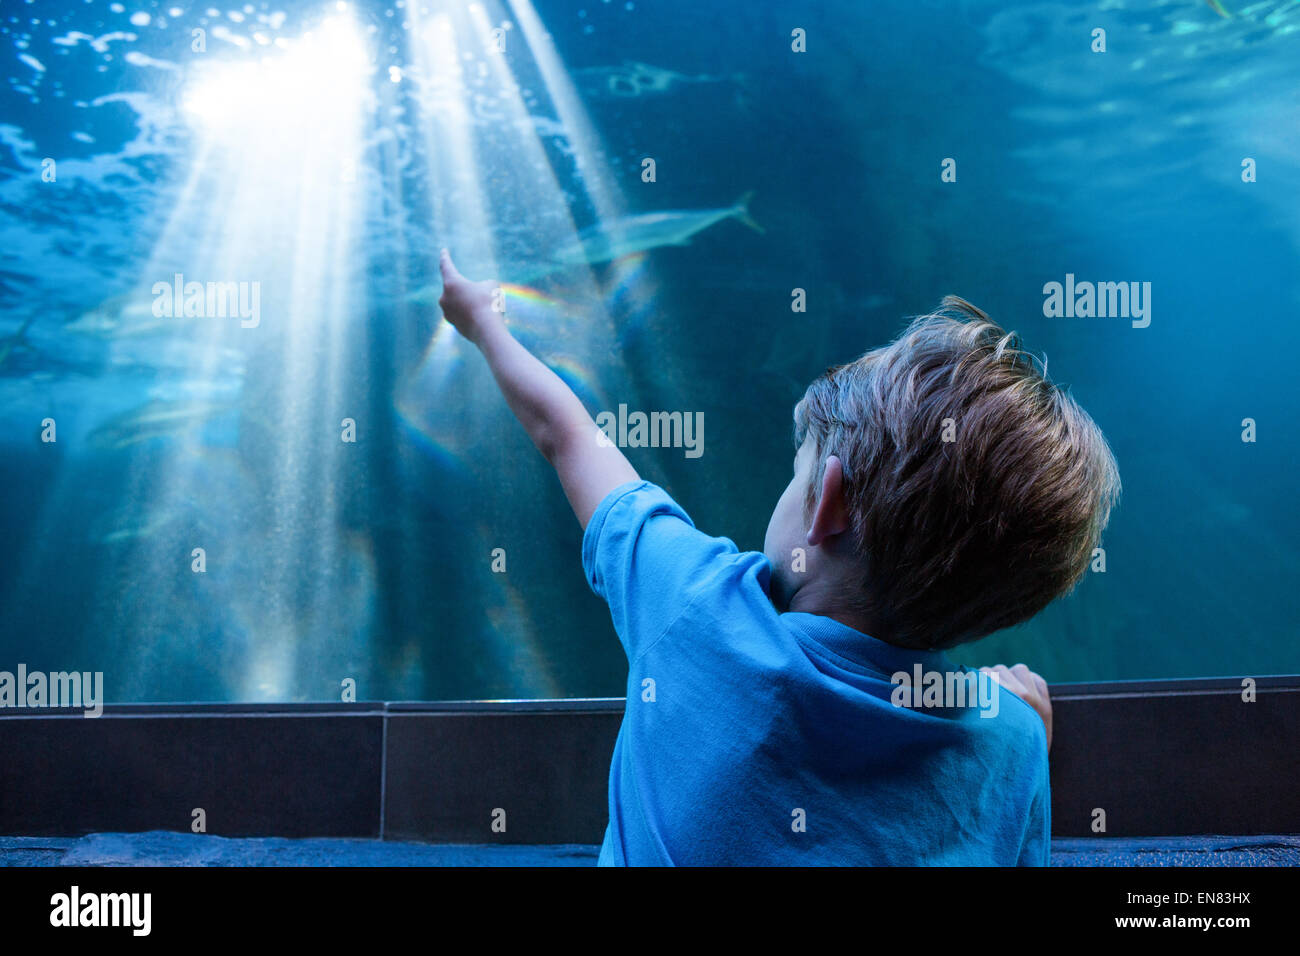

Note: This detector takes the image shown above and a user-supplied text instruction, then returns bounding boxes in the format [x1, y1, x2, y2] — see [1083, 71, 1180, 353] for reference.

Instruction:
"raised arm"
[435, 249, 639, 529]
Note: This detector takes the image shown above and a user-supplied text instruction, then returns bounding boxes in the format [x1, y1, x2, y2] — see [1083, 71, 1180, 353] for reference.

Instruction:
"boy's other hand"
[980, 663, 1052, 751]
[438, 248, 502, 345]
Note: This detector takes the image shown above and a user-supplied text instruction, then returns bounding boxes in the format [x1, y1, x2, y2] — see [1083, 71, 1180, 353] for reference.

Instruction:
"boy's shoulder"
[585, 480, 1047, 762]
[583, 479, 801, 669]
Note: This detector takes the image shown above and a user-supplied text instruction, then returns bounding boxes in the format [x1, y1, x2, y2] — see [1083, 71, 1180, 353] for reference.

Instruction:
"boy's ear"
[807, 455, 852, 546]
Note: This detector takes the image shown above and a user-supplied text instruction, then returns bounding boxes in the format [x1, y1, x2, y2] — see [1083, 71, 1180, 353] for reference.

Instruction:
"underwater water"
[0, 0, 1297, 702]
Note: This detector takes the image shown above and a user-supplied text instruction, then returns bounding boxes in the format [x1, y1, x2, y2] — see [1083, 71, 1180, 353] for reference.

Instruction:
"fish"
[91, 506, 183, 545]
[575, 61, 744, 99]
[89, 493, 216, 545]
[402, 194, 763, 306]
[553, 192, 764, 266]
[86, 398, 235, 450]
[65, 293, 175, 339]
[0, 315, 36, 369]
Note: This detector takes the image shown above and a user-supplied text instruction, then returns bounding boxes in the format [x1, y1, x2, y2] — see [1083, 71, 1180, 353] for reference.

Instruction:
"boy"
[435, 250, 1120, 865]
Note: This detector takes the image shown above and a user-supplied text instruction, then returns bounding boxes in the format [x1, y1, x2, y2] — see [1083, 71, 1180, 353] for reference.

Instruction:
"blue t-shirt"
[582, 481, 1051, 866]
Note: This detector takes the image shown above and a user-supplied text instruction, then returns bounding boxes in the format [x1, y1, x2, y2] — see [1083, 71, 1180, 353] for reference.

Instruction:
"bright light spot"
[182, 15, 373, 139]
[210, 25, 249, 48]
[130, 11, 151, 26]
[388, 64, 402, 82]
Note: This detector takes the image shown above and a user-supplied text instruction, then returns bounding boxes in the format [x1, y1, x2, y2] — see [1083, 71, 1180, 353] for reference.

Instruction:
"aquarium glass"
[1, 0, 1297, 702]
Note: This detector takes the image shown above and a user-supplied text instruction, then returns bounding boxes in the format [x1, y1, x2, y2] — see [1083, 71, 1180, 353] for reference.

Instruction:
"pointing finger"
[439, 248, 460, 281]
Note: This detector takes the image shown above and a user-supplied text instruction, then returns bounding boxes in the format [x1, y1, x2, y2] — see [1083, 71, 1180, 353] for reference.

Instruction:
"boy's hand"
[426, 248, 640, 529]
[980, 663, 1052, 751]
[437, 249, 503, 345]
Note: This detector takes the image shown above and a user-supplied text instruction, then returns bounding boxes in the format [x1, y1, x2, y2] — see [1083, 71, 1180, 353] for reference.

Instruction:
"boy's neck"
[785, 587, 877, 638]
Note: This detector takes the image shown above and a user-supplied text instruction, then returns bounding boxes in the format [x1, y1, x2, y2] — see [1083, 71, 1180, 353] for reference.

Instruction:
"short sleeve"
[581, 480, 752, 663]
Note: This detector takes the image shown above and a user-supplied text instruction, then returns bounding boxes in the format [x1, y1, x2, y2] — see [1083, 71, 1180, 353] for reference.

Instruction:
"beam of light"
[181, 15, 372, 139]
[393, 0, 669, 697]
[35, 0, 673, 703]
[390, 8, 494, 420]
[72, 5, 381, 701]
[504, 0, 663, 358]
[505, 0, 626, 228]
[395, 2, 562, 694]
[396, 0, 632, 425]
[228, 8, 374, 701]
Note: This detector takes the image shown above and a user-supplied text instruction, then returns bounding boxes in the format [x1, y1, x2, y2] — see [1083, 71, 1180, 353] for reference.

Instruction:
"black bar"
[0, 865, 1285, 941]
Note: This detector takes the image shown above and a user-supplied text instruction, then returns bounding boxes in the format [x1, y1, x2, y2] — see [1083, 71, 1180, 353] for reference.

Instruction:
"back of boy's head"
[794, 296, 1121, 651]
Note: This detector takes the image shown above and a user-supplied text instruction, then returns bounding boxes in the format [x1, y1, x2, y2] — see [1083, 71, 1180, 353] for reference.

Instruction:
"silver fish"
[403, 193, 764, 305]
[65, 293, 175, 339]
[553, 192, 763, 266]
[86, 399, 234, 450]
[91, 507, 183, 545]
[575, 61, 744, 99]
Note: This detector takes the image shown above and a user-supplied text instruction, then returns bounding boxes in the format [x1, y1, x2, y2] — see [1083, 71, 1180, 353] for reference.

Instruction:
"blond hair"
[793, 296, 1120, 649]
